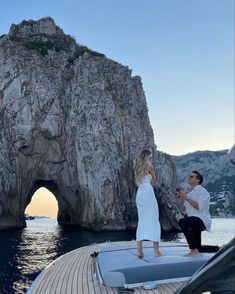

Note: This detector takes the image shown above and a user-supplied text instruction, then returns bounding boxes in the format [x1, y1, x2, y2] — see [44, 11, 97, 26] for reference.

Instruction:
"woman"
[134, 149, 162, 258]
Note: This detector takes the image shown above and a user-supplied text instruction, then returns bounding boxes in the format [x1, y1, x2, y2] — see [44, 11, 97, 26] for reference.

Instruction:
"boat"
[27, 240, 218, 293]
[25, 214, 35, 220]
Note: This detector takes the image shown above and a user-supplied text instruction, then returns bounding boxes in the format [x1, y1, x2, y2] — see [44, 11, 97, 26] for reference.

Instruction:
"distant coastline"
[25, 214, 50, 220]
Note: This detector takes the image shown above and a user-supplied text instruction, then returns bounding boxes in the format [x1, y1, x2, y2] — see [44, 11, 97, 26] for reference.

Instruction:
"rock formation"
[0, 17, 180, 231]
[172, 149, 235, 217]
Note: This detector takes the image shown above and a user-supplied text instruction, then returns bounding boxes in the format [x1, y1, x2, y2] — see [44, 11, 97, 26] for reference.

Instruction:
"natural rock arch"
[0, 17, 181, 231]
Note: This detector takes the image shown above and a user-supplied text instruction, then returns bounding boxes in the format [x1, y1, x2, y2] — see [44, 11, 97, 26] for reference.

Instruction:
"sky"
[1, 0, 234, 216]
[1, 0, 234, 155]
[25, 188, 58, 217]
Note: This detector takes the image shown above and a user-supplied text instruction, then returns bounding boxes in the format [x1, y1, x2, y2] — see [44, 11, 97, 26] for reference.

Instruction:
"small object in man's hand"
[175, 187, 183, 201]
[175, 187, 181, 195]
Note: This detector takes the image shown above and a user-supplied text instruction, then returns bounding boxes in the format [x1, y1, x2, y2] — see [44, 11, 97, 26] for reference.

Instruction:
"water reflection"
[1, 219, 137, 293]
[0, 218, 181, 293]
[12, 223, 62, 292]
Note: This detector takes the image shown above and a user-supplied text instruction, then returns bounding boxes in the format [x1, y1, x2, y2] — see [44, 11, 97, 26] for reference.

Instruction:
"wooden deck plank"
[40, 250, 80, 294]
[151, 288, 162, 294]
[86, 245, 95, 294]
[71, 250, 82, 294]
[60, 253, 76, 293]
[50, 254, 74, 293]
[156, 284, 172, 294]
[68, 250, 85, 294]
[46, 255, 71, 294]
[34, 255, 68, 294]
[47, 254, 74, 294]
[73, 248, 86, 294]
[167, 283, 180, 292]
[82, 247, 94, 294]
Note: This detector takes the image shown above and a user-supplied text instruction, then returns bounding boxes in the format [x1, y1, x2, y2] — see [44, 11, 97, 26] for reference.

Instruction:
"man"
[176, 170, 220, 256]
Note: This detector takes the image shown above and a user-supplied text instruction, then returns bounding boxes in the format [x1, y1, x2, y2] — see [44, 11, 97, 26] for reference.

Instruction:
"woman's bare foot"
[154, 251, 163, 257]
[153, 242, 162, 257]
[137, 251, 144, 258]
[184, 249, 200, 257]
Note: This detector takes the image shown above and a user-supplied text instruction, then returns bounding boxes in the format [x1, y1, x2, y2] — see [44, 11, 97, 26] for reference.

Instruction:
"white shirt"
[185, 185, 212, 231]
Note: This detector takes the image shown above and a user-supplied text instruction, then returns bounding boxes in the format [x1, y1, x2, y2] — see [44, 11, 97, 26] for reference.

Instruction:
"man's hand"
[175, 191, 186, 202]
[175, 190, 187, 213]
[176, 190, 199, 210]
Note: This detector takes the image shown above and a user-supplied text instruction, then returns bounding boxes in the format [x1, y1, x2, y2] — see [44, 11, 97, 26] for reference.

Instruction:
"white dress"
[136, 175, 161, 242]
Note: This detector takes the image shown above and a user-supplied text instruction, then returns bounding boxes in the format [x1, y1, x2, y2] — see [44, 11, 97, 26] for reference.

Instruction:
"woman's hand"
[147, 163, 157, 185]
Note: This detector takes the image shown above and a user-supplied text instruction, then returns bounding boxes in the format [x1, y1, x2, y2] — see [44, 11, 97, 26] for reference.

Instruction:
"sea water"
[0, 218, 234, 293]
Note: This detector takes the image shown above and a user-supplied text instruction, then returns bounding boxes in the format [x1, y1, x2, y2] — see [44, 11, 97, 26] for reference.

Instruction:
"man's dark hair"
[192, 170, 203, 184]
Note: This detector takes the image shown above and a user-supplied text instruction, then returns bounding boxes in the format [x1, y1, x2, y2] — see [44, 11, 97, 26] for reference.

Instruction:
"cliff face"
[172, 150, 235, 217]
[0, 17, 180, 231]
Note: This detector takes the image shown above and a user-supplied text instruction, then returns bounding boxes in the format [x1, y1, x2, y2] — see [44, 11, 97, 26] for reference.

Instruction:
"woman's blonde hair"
[133, 149, 152, 185]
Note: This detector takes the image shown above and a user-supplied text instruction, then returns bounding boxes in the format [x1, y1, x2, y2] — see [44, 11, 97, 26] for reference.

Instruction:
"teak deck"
[28, 241, 184, 294]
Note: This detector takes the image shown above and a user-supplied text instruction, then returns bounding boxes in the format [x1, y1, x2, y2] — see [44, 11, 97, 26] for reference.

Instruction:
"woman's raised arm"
[147, 164, 157, 186]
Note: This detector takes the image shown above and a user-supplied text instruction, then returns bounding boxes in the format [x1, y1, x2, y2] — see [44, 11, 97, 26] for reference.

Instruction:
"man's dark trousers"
[179, 216, 220, 252]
